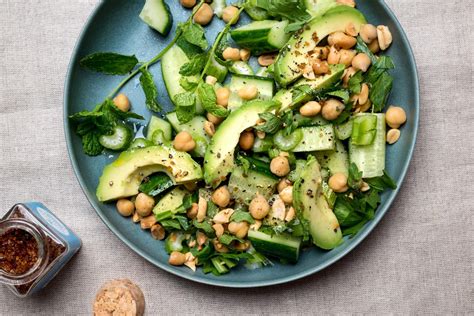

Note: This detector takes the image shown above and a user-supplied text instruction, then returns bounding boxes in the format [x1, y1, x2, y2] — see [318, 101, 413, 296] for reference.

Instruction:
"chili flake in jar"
[0, 228, 39, 275]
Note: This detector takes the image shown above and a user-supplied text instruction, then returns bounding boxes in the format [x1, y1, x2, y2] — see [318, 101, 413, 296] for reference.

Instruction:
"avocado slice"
[96, 146, 202, 202]
[274, 6, 366, 87]
[293, 156, 343, 250]
[273, 64, 345, 112]
[204, 100, 278, 187]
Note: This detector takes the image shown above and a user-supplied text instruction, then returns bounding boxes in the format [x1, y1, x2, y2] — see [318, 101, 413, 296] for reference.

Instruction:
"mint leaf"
[355, 37, 377, 64]
[182, 23, 208, 50]
[180, 53, 208, 76]
[82, 131, 103, 156]
[197, 83, 229, 118]
[79, 52, 139, 75]
[365, 171, 397, 191]
[193, 220, 215, 236]
[348, 162, 363, 189]
[255, 112, 283, 134]
[230, 211, 255, 224]
[139, 69, 162, 112]
[326, 89, 350, 104]
[139, 173, 174, 197]
[348, 70, 363, 94]
[175, 92, 196, 123]
[369, 72, 393, 112]
[179, 77, 199, 91]
[219, 234, 244, 246]
[366, 56, 395, 85]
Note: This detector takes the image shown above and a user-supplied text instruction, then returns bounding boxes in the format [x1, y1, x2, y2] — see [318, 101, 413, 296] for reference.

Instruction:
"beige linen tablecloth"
[0, 1, 473, 314]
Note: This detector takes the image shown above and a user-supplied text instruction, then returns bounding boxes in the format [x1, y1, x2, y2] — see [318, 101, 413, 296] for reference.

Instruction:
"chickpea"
[387, 128, 401, 144]
[204, 121, 215, 137]
[238, 85, 258, 100]
[207, 113, 224, 125]
[385, 106, 407, 128]
[357, 83, 370, 105]
[222, 6, 240, 24]
[339, 49, 357, 67]
[328, 31, 357, 49]
[196, 231, 207, 246]
[193, 3, 213, 26]
[343, 67, 357, 86]
[360, 182, 370, 192]
[277, 179, 292, 193]
[239, 131, 255, 151]
[116, 199, 135, 217]
[250, 220, 262, 231]
[377, 25, 393, 51]
[360, 24, 377, 44]
[257, 54, 276, 67]
[196, 196, 207, 223]
[312, 59, 330, 75]
[113, 93, 130, 112]
[368, 39, 380, 54]
[228, 221, 249, 239]
[173, 131, 196, 152]
[140, 214, 157, 229]
[169, 251, 187, 266]
[211, 186, 231, 208]
[279, 186, 293, 205]
[234, 241, 251, 251]
[180, 0, 196, 8]
[322, 99, 345, 121]
[249, 194, 270, 220]
[213, 208, 234, 224]
[336, 0, 355, 7]
[285, 207, 296, 222]
[205, 75, 217, 85]
[216, 87, 231, 107]
[329, 173, 349, 193]
[270, 156, 290, 177]
[222, 47, 241, 61]
[213, 239, 229, 253]
[132, 212, 141, 223]
[240, 49, 251, 62]
[299, 101, 322, 117]
[352, 53, 371, 72]
[135, 193, 155, 217]
[327, 46, 341, 65]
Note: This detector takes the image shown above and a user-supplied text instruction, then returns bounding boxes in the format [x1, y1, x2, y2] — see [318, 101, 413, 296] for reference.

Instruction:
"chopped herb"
[79, 52, 139, 75]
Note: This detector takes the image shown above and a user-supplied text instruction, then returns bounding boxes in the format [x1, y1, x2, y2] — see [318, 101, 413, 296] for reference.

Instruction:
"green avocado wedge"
[293, 156, 343, 250]
[273, 6, 366, 87]
[273, 64, 345, 112]
[96, 146, 202, 202]
[204, 100, 279, 187]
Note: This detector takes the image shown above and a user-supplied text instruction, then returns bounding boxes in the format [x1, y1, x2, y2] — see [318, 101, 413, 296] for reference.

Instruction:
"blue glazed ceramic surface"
[64, 0, 419, 287]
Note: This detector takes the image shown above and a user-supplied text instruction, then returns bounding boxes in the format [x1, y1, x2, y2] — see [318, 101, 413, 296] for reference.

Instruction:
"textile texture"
[0, 0, 473, 314]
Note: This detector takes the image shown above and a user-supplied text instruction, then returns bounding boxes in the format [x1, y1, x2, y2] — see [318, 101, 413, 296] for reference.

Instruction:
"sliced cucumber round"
[99, 124, 133, 151]
[273, 129, 303, 151]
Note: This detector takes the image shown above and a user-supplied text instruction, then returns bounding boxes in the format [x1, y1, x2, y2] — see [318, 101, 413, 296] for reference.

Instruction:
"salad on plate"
[70, 0, 407, 275]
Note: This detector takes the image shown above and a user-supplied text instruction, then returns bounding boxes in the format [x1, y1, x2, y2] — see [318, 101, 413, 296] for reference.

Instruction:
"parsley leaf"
[79, 52, 139, 75]
[197, 83, 229, 118]
[255, 112, 283, 134]
[139, 68, 162, 112]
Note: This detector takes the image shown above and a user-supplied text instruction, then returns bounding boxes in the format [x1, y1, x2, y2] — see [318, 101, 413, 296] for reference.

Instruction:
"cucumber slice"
[245, 6, 270, 21]
[350, 113, 386, 178]
[147, 116, 172, 141]
[351, 114, 377, 145]
[206, 55, 228, 82]
[335, 119, 353, 140]
[228, 167, 278, 205]
[274, 129, 304, 151]
[99, 124, 132, 151]
[230, 20, 290, 55]
[248, 230, 301, 263]
[292, 125, 336, 152]
[255, 67, 271, 78]
[166, 112, 210, 157]
[129, 138, 154, 149]
[229, 61, 255, 76]
[162, 45, 204, 114]
[315, 140, 349, 177]
[252, 136, 273, 153]
[139, 0, 173, 36]
[228, 75, 274, 111]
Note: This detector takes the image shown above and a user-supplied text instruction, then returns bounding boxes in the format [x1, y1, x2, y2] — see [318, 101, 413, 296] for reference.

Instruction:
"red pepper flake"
[0, 229, 39, 275]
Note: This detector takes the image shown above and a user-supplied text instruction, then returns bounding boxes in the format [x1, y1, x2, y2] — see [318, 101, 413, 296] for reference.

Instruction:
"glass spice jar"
[0, 202, 81, 297]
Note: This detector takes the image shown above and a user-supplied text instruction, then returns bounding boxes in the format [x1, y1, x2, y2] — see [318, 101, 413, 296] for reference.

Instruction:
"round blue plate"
[64, 0, 419, 287]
